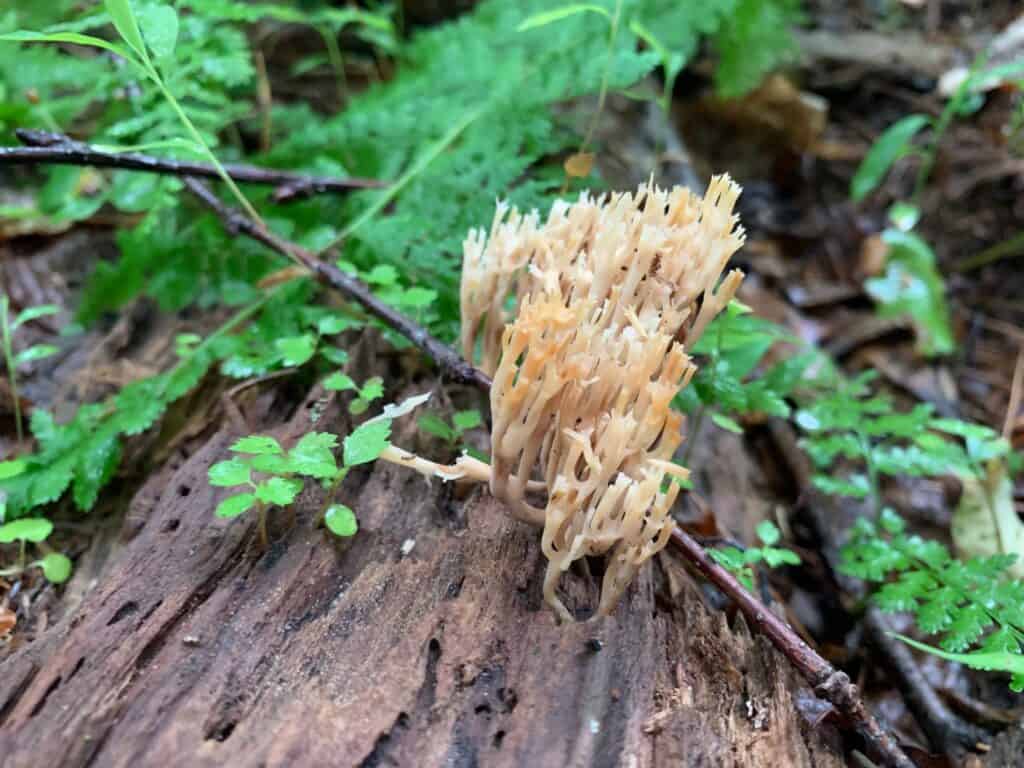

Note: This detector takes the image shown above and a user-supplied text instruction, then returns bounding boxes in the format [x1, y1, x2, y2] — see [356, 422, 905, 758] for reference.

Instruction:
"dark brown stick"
[0, 133, 912, 767]
[5, 129, 384, 202]
[182, 177, 491, 391]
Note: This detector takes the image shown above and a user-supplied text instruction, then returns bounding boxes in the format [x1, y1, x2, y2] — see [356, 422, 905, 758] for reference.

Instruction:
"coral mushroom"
[386, 175, 746, 620]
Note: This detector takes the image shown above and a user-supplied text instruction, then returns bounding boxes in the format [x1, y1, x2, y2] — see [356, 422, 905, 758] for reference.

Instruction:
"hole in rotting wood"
[28, 675, 62, 718]
[206, 719, 238, 743]
[66, 657, 85, 682]
[178, 485, 191, 497]
[163, 518, 181, 533]
[493, 730, 506, 750]
[107, 601, 139, 626]
[497, 687, 517, 713]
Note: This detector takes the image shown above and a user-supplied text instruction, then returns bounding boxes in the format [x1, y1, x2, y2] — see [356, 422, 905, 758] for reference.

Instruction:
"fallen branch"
[182, 177, 491, 392]
[4, 129, 384, 202]
[0, 133, 913, 767]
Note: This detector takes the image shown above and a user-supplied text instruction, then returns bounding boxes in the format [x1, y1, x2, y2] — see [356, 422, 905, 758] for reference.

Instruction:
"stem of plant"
[1, 299, 23, 443]
[257, 501, 268, 550]
[319, 24, 349, 105]
[148, 67, 265, 226]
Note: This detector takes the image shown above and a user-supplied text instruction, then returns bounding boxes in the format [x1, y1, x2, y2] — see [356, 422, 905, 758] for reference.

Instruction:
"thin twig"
[3, 129, 384, 202]
[182, 177, 491, 391]
[0, 134, 911, 767]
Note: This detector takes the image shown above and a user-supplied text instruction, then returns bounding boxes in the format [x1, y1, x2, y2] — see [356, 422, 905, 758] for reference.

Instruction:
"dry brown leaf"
[0, 606, 16, 636]
[563, 151, 594, 178]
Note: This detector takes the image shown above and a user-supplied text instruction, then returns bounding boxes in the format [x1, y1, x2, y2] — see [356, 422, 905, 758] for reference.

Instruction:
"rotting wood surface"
[0, 382, 845, 768]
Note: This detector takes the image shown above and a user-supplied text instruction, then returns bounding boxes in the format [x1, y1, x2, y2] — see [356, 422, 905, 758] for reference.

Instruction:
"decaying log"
[0, 382, 845, 767]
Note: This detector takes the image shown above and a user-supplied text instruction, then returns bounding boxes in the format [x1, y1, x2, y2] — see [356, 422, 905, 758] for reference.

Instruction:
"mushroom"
[385, 175, 746, 620]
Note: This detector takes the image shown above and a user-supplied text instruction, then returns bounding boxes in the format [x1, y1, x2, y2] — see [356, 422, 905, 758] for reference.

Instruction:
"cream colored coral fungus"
[384, 175, 746, 621]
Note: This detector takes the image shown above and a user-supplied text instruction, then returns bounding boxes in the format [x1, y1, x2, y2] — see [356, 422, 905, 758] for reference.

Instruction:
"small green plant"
[709, 520, 801, 590]
[796, 371, 1009, 509]
[417, 409, 483, 447]
[841, 508, 1024, 692]
[0, 508, 72, 586]
[675, 300, 823, 457]
[323, 373, 383, 415]
[207, 393, 430, 544]
[847, 55, 1024, 357]
[797, 371, 1024, 688]
[0, 296, 58, 442]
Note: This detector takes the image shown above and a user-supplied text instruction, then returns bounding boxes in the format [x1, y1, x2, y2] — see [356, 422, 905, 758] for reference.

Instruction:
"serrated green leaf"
[812, 473, 870, 499]
[38, 552, 72, 584]
[418, 413, 455, 442]
[850, 115, 930, 201]
[364, 264, 398, 286]
[114, 379, 166, 435]
[359, 377, 384, 402]
[324, 372, 357, 392]
[343, 419, 391, 467]
[317, 315, 358, 335]
[72, 432, 121, 511]
[755, 520, 781, 546]
[216, 492, 256, 518]
[288, 432, 339, 479]
[452, 410, 483, 433]
[0, 517, 53, 543]
[324, 503, 358, 537]
[208, 459, 251, 487]
[276, 334, 317, 367]
[943, 603, 992, 652]
[761, 547, 801, 567]
[249, 454, 292, 475]
[255, 476, 303, 506]
[231, 436, 282, 455]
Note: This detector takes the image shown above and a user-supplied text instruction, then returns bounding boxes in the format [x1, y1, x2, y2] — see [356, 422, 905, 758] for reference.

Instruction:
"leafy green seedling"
[709, 520, 801, 590]
[0, 296, 59, 442]
[418, 409, 482, 445]
[206, 394, 433, 544]
[323, 373, 384, 415]
[676, 300, 825, 462]
[209, 432, 335, 547]
[0, 517, 73, 585]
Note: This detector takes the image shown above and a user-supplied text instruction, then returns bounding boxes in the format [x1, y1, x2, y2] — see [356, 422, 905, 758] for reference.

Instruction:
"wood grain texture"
[0, 386, 844, 767]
